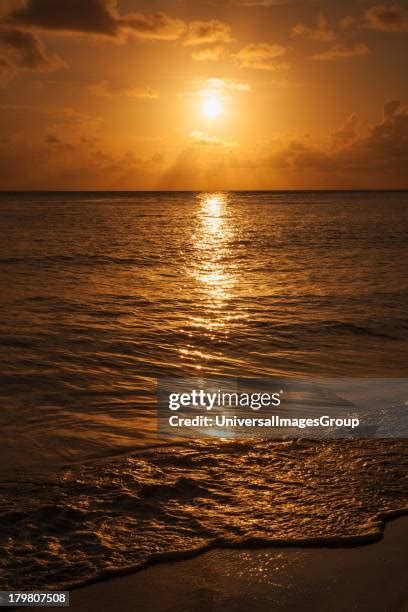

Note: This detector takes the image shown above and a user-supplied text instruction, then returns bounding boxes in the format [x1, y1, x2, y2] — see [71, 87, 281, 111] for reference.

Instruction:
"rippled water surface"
[0, 191, 407, 589]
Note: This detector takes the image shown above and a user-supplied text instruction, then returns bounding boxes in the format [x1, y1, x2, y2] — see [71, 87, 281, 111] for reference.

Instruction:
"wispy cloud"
[291, 13, 335, 42]
[312, 43, 370, 60]
[235, 42, 288, 70]
[122, 12, 186, 41]
[191, 45, 226, 61]
[89, 80, 158, 99]
[183, 20, 233, 46]
[206, 77, 251, 91]
[189, 130, 238, 147]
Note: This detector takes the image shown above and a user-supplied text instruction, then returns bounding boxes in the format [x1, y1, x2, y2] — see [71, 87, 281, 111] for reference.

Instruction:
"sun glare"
[202, 96, 223, 120]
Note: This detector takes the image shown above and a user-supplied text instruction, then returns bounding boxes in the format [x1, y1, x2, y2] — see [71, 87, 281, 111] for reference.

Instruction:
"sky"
[0, 0, 407, 190]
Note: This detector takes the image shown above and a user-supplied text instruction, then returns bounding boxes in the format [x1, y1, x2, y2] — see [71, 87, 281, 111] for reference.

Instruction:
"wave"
[0, 438, 406, 591]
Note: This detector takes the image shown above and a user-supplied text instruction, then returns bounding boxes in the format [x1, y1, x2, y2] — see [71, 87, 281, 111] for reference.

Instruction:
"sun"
[202, 96, 223, 120]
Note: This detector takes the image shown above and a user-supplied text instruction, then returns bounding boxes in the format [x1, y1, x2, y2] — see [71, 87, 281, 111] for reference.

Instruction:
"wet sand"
[71, 516, 408, 612]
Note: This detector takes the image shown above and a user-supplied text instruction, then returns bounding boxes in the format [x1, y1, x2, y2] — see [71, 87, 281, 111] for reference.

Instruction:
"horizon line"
[1, 188, 408, 194]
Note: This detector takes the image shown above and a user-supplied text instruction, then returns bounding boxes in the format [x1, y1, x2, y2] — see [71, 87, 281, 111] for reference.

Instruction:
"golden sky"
[0, 0, 407, 189]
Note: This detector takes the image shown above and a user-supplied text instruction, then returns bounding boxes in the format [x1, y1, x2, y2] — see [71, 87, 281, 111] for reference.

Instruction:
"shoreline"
[71, 515, 408, 612]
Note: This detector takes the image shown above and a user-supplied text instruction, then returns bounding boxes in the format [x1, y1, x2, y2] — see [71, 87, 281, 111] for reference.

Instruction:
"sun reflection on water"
[194, 192, 235, 308]
[178, 192, 238, 371]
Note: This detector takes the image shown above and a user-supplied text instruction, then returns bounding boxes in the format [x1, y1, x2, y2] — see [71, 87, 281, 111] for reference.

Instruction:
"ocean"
[0, 190, 407, 589]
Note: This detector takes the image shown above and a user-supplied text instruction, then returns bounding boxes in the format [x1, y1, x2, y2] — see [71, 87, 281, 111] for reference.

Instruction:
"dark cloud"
[257, 101, 408, 187]
[4, 1, 186, 41]
[0, 2, 188, 85]
[45, 131, 74, 150]
[0, 25, 63, 77]
[384, 99, 401, 118]
[209, 0, 316, 5]
[46, 132, 61, 143]
[5, 0, 120, 37]
[0, 103, 102, 134]
[0, 56, 11, 69]
[0, 134, 159, 190]
[332, 114, 359, 143]
[367, 101, 408, 159]
[80, 135, 101, 146]
[365, 4, 408, 32]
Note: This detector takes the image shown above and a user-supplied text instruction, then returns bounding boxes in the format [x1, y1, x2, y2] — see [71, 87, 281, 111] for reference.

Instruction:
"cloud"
[187, 77, 251, 100]
[291, 13, 335, 42]
[231, 0, 290, 4]
[89, 80, 158, 98]
[122, 12, 186, 41]
[339, 16, 356, 30]
[241, 101, 408, 188]
[189, 130, 238, 147]
[220, 0, 317, 5]
[206, 78, 251, 91]
[384, 99, 401, 118]
[312, 43, 370, 60]
[160, 101, 408, 189]
[365, 4, 408, 32]
[0, 25, 64, 79]
[2, 100, 407, 190]
[332, 114, 360, 143]
[0, 2, 187, 83]
[4, 1, 186, 41]
[235, 42, 288, 70]
[0, 103, 102, 133]
[0, 131, 163, 190]
[191, 45, 226, 61]
[4, 0, 120, 36]
[45, 131, 74, 149]
[46, 132, 61, 143]
[183, 20, 233, 46]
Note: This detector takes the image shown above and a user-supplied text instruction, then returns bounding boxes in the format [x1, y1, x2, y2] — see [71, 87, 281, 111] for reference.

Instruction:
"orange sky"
[0, 0, 408, 190]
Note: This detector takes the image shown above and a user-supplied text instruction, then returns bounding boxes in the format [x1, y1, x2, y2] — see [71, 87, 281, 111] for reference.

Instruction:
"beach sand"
[71, 516, 408, 612]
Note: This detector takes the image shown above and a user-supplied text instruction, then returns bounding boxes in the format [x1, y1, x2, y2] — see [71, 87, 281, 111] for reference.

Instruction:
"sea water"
[0, 190, 407, 589]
